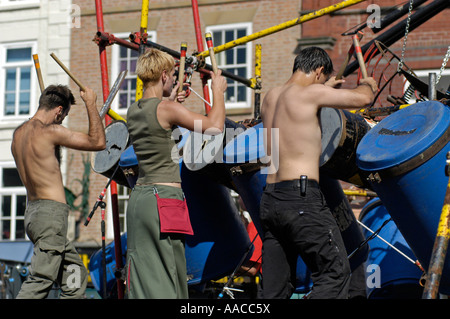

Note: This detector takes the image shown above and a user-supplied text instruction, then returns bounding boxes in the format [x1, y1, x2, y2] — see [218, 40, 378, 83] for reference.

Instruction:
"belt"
[264, 179, 320, 191]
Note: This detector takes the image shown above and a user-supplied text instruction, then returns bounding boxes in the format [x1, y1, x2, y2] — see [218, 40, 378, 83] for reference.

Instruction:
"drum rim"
[91, 120, 129, 174]
[356, 101, 450, 175]
[319, 107, 345, 166]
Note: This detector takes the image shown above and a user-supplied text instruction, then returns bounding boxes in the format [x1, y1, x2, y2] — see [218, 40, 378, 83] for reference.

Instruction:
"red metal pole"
[94, 0, 125, 299]
[191, 0, 212, 114]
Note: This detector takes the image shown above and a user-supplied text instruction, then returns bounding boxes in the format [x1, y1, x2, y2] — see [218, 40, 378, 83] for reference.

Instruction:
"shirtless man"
[11, 84, 106, 299]
[260, 47, 377, 299]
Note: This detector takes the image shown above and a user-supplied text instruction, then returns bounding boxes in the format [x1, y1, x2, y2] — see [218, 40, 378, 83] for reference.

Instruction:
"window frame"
[0, 0, 40, 10]
[0, 41, 37, 121]
[110, 31, 157, 116]
[0, 162, 27, 241]
[205, 22, 253, 113]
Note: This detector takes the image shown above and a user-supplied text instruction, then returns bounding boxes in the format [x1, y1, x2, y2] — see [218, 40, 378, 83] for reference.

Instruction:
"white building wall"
[0, 0, 72, 170]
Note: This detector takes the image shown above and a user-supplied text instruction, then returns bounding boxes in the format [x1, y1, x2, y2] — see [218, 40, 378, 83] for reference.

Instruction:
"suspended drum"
[119, 145, 138, 189]
[182, 118, 247, 190]
[223, 121, 266, 235]
[359, 198, 424, 299]
[181, 162, 253, 285]
[356, 101, 450, 294]
[319, 107, 373, 188]
[91, 120, 129, 187]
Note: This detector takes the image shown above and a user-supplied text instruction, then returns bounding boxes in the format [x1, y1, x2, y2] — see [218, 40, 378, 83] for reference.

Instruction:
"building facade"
[0, 0, 74, 241]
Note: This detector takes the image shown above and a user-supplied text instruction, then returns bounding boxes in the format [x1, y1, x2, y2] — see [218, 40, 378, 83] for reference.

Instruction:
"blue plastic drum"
[356, 101, 450, 294]
[359, 198, 424, 298]
[89, 233, 127, 298]
[180, 162, 253, 285]
[223, 122, 266, 235]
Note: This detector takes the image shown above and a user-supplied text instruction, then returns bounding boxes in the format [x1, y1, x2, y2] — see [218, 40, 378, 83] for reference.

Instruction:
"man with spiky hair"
[260, 47, 378, 299]
[12, 84, 106, 299]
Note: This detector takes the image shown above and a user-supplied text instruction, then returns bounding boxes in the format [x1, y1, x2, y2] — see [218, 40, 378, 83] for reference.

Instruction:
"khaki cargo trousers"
[16, 199, 87, 299]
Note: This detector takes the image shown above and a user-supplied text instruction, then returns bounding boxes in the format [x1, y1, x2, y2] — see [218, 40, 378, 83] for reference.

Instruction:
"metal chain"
[398, 0, 415, 72]
[436, 46, 450, 84]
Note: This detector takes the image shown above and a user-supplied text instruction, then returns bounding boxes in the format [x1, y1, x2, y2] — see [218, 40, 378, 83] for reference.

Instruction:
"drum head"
[182, 124, 226, 171]
[319, 107, 344, 166]
[91, 120, 129, 174]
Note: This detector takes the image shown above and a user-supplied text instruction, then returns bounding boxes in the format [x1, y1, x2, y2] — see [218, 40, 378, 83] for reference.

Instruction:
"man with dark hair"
[260, 47, 377, 299]
[11, 84, 106, 299]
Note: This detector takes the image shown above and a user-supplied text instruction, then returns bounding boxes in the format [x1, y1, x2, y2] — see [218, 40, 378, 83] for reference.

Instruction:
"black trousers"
[259, 180, 351, 299]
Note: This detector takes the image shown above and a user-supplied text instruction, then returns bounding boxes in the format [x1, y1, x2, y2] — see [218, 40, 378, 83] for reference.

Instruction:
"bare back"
[12, 120, 66, 203]
[262, 84, 322, 184]
[262, 74, 376, 184]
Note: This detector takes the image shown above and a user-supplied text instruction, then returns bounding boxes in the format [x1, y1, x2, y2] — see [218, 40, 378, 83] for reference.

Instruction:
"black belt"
[264, 179, 320, 191]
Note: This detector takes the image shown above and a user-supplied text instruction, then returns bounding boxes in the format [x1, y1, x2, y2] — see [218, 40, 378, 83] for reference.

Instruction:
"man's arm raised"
[309, 77, 378, 110]
[49, 87, 106, 151]
[161, 70, 227, 134]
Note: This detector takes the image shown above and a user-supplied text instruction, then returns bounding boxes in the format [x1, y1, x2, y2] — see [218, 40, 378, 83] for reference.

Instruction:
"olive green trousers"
[16, 200, 87, 299]
[126, 184, 188, 299]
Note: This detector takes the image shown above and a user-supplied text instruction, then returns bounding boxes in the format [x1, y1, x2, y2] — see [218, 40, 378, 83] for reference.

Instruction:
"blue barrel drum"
[359, 198, 424, 298]
[356, 101, 450, 294]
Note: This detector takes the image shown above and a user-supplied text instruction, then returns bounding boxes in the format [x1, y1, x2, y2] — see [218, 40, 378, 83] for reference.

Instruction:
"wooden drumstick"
[178, 42, 187, 93]
[50, 52, 86, 91]
[336, 32, 364, 80]
[32, 54, 45, 93]
[352, 32, 368, 79]
[205, 32, 218, 75]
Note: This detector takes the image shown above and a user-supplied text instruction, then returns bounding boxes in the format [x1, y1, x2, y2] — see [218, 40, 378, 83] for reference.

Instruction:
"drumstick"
[32, 54, 45, 93]
[336, 32, 364, 80]
[50, 52, 86, 91]
[352, 32, 368, 79]
[205, 32, 218, 75]
[178, 42, 187, 93]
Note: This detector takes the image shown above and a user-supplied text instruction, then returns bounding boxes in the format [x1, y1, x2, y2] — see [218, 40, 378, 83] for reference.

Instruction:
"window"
[0, 0, 39, 7]
[106, 183, 130, 239]
[206, 23, 252, 111]
[0, 165, 26, 240]
[110, 32, 157, 114]
[0, 42, 37, 120]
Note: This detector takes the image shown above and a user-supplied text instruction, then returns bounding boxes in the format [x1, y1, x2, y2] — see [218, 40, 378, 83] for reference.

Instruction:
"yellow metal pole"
[351, 104, 410, 117]
[197, 0, 367, 58]
[135, 0, 149, 102]
[254, 44, 261, 84]
[253, 44, 262, 118]
[422, 153, 450, 299]
[107, 108, 126, 122]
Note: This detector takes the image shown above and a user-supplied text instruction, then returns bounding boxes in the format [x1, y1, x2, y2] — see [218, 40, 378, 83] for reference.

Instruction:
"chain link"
[398, 0, 415, 72]
[436, 46, 450, 85]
